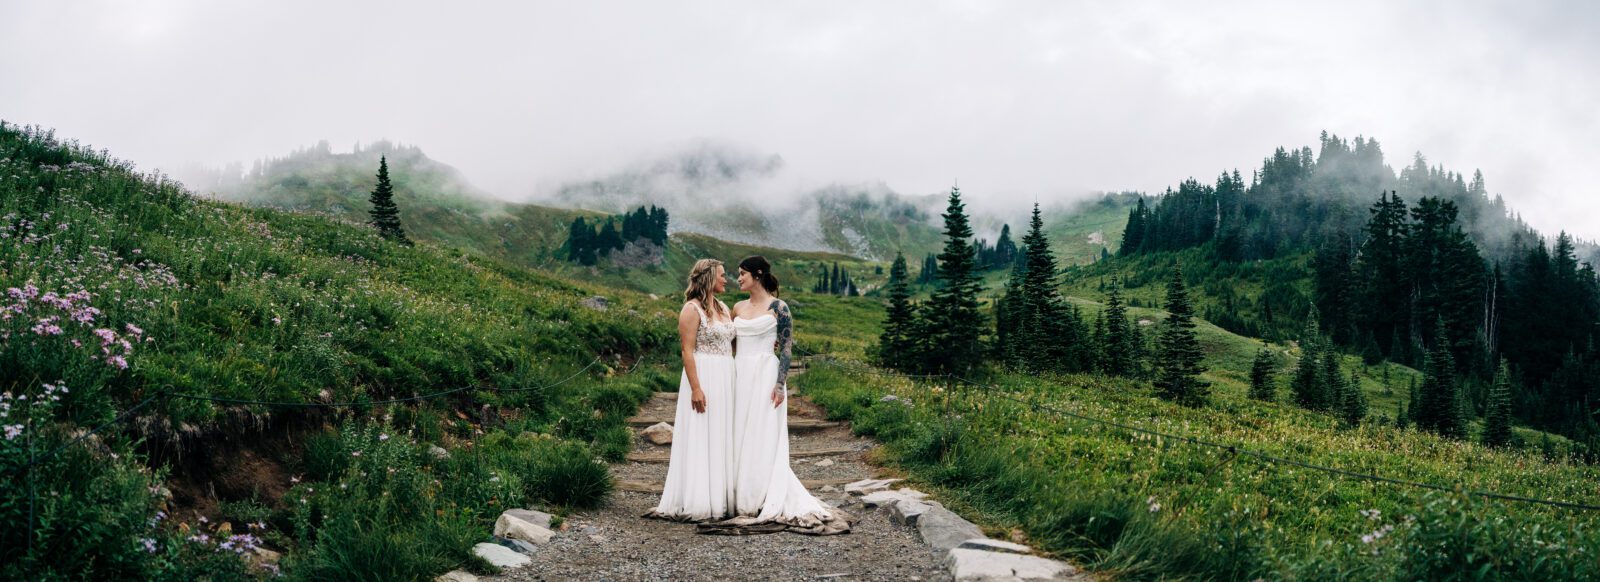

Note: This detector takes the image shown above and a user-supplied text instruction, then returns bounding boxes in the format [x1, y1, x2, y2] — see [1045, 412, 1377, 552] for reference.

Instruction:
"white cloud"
[2, 0, 1596, 238]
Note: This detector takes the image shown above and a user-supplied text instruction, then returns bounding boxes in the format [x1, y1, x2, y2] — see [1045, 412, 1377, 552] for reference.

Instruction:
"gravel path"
[486, 365, 954, 582]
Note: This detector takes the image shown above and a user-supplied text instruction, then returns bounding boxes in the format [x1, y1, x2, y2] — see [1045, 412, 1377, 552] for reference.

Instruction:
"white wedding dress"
[720, 301, 851, 535]
[647, 300, 737, 522]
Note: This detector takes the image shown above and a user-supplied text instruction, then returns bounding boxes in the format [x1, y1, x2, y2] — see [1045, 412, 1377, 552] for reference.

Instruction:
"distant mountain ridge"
[543, 142, 948, 260]
[179, 141, 874, 295]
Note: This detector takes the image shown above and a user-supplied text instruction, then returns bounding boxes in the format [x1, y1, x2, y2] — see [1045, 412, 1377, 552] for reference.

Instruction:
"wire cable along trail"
[797, 347, 1600, 513]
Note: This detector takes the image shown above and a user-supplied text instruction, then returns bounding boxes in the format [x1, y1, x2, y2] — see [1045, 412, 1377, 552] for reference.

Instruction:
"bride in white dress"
[647, 259, 737, 522]
[713, 255, 851, 535]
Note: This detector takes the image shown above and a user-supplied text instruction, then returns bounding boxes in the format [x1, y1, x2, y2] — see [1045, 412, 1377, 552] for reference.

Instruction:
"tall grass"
[0, 122, 676, 579]
[799, 362, 1600, 580]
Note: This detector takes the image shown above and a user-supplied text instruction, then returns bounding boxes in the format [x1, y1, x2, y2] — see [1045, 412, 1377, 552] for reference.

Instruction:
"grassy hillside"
[1043, 194, 1134, 266]
[198, 144, 884, 296]
[794, 293, 1600, 580]
[0, 123, 685, 580]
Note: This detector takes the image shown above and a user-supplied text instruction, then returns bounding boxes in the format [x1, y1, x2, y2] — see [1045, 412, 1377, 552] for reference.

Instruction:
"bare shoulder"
[771, 298, 791, 315]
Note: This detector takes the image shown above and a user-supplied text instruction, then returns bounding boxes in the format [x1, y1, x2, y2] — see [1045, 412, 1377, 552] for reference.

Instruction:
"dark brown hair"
[739, 255, 779, 295]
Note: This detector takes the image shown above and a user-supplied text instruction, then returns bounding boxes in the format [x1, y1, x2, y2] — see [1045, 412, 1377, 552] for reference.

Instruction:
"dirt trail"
[486, 363, 953, 581]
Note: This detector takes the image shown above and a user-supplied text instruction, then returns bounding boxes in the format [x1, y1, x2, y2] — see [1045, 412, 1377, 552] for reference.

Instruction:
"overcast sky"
[3, 1, 1597, 238]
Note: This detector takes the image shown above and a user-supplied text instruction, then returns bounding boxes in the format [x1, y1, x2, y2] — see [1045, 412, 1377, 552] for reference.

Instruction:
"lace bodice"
[690, 300, 735, 356]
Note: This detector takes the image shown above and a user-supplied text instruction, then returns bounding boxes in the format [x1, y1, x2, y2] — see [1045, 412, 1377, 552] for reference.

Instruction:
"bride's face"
[737, 268, 755, 292]
[712, 266, 727, 293]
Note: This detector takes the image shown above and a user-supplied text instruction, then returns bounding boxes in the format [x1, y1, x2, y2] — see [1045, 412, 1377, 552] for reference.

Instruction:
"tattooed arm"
[771, 299, 792, 406]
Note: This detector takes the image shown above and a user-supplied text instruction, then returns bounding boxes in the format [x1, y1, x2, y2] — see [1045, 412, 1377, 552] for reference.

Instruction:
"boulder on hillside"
[579, 296, 610, 311]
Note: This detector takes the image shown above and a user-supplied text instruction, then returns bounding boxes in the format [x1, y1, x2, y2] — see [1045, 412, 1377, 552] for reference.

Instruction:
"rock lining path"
[476, 361, 1088, 582]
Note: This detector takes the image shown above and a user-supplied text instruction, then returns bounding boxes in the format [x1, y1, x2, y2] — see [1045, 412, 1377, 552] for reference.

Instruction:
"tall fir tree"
[995, 250, 1028, 368]
[1153, 266, 1209, 406]
[1249, 345, 1277, 401]
[1100, 280, 1138, 377]
[1357, 192, 1410, 359]
[1014, 203, 1075, 371]
[1119, 197, 1147, 256]
[1415, 319, 1467, 438]
[875, 252, 918, 370]
[993, 224, 1018, 269]
[1340, 368, 1368, 427]
[921, 187, 987, 374]
[648, 205, 670, 245]
[1481, 359, 1514, 448]
[596, 217, 623, 255]
[565, 217, 592, 263]
[1292, 306, 1329, 410]
[368, 155, 410, 245]
[1322, 344, 1346, 415]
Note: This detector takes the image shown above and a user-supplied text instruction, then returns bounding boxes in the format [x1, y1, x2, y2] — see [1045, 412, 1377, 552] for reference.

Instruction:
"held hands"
[691, 389, 707, 413]
[771, 384, 786, 408]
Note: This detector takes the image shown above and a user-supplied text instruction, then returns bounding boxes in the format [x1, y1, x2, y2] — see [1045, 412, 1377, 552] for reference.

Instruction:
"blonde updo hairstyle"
[684, 258, 726, 318]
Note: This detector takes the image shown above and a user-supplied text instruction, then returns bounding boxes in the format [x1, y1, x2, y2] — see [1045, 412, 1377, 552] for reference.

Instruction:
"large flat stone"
[958, 538, 1033, 554]
[435, 570, 479, 582]
[860, 490, 916, 508]
[496, 537, 540, 555]
[890, 499, 936, 526]
[945, 548, 1078, 581]
[473, 542, 532, 569]
[917, 506, 987, 553]
[494, 513, 555, 545]
[844, 478, 903, 496]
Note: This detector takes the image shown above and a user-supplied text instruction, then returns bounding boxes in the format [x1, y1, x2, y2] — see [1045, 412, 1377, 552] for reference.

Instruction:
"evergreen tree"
[648, 206, 670, 245]
[1100, 280, 1138, 376]
[368, 155, 410, 244]
[1091, 311, 1108, 370]
[1481, 359, 1514, 448]
[1323, 344, 1346, 415]
[917, 254, 940, 285]
[1402, 376, 1420, 428]
[1120, 197, 1147, 256]
[1312, 233, 1357, 344]
[993, 224, 1018, 269]
[995, 251, 1028, 367]
[1249, 345, 1276, 401]
[1153, 266, 1209, 406]
[875, 252, 917, 369]
[1292, 307, 1329, 410]
[1340, 369, 1368, 427]
[1415, 319, 1467, 438]
[921, 187, 987, 374]
[1357, 192, 1410, 359]
[596, 217, 623, 255]
[565, 217, 592, 263]
[1015, 203, 1075, 371]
